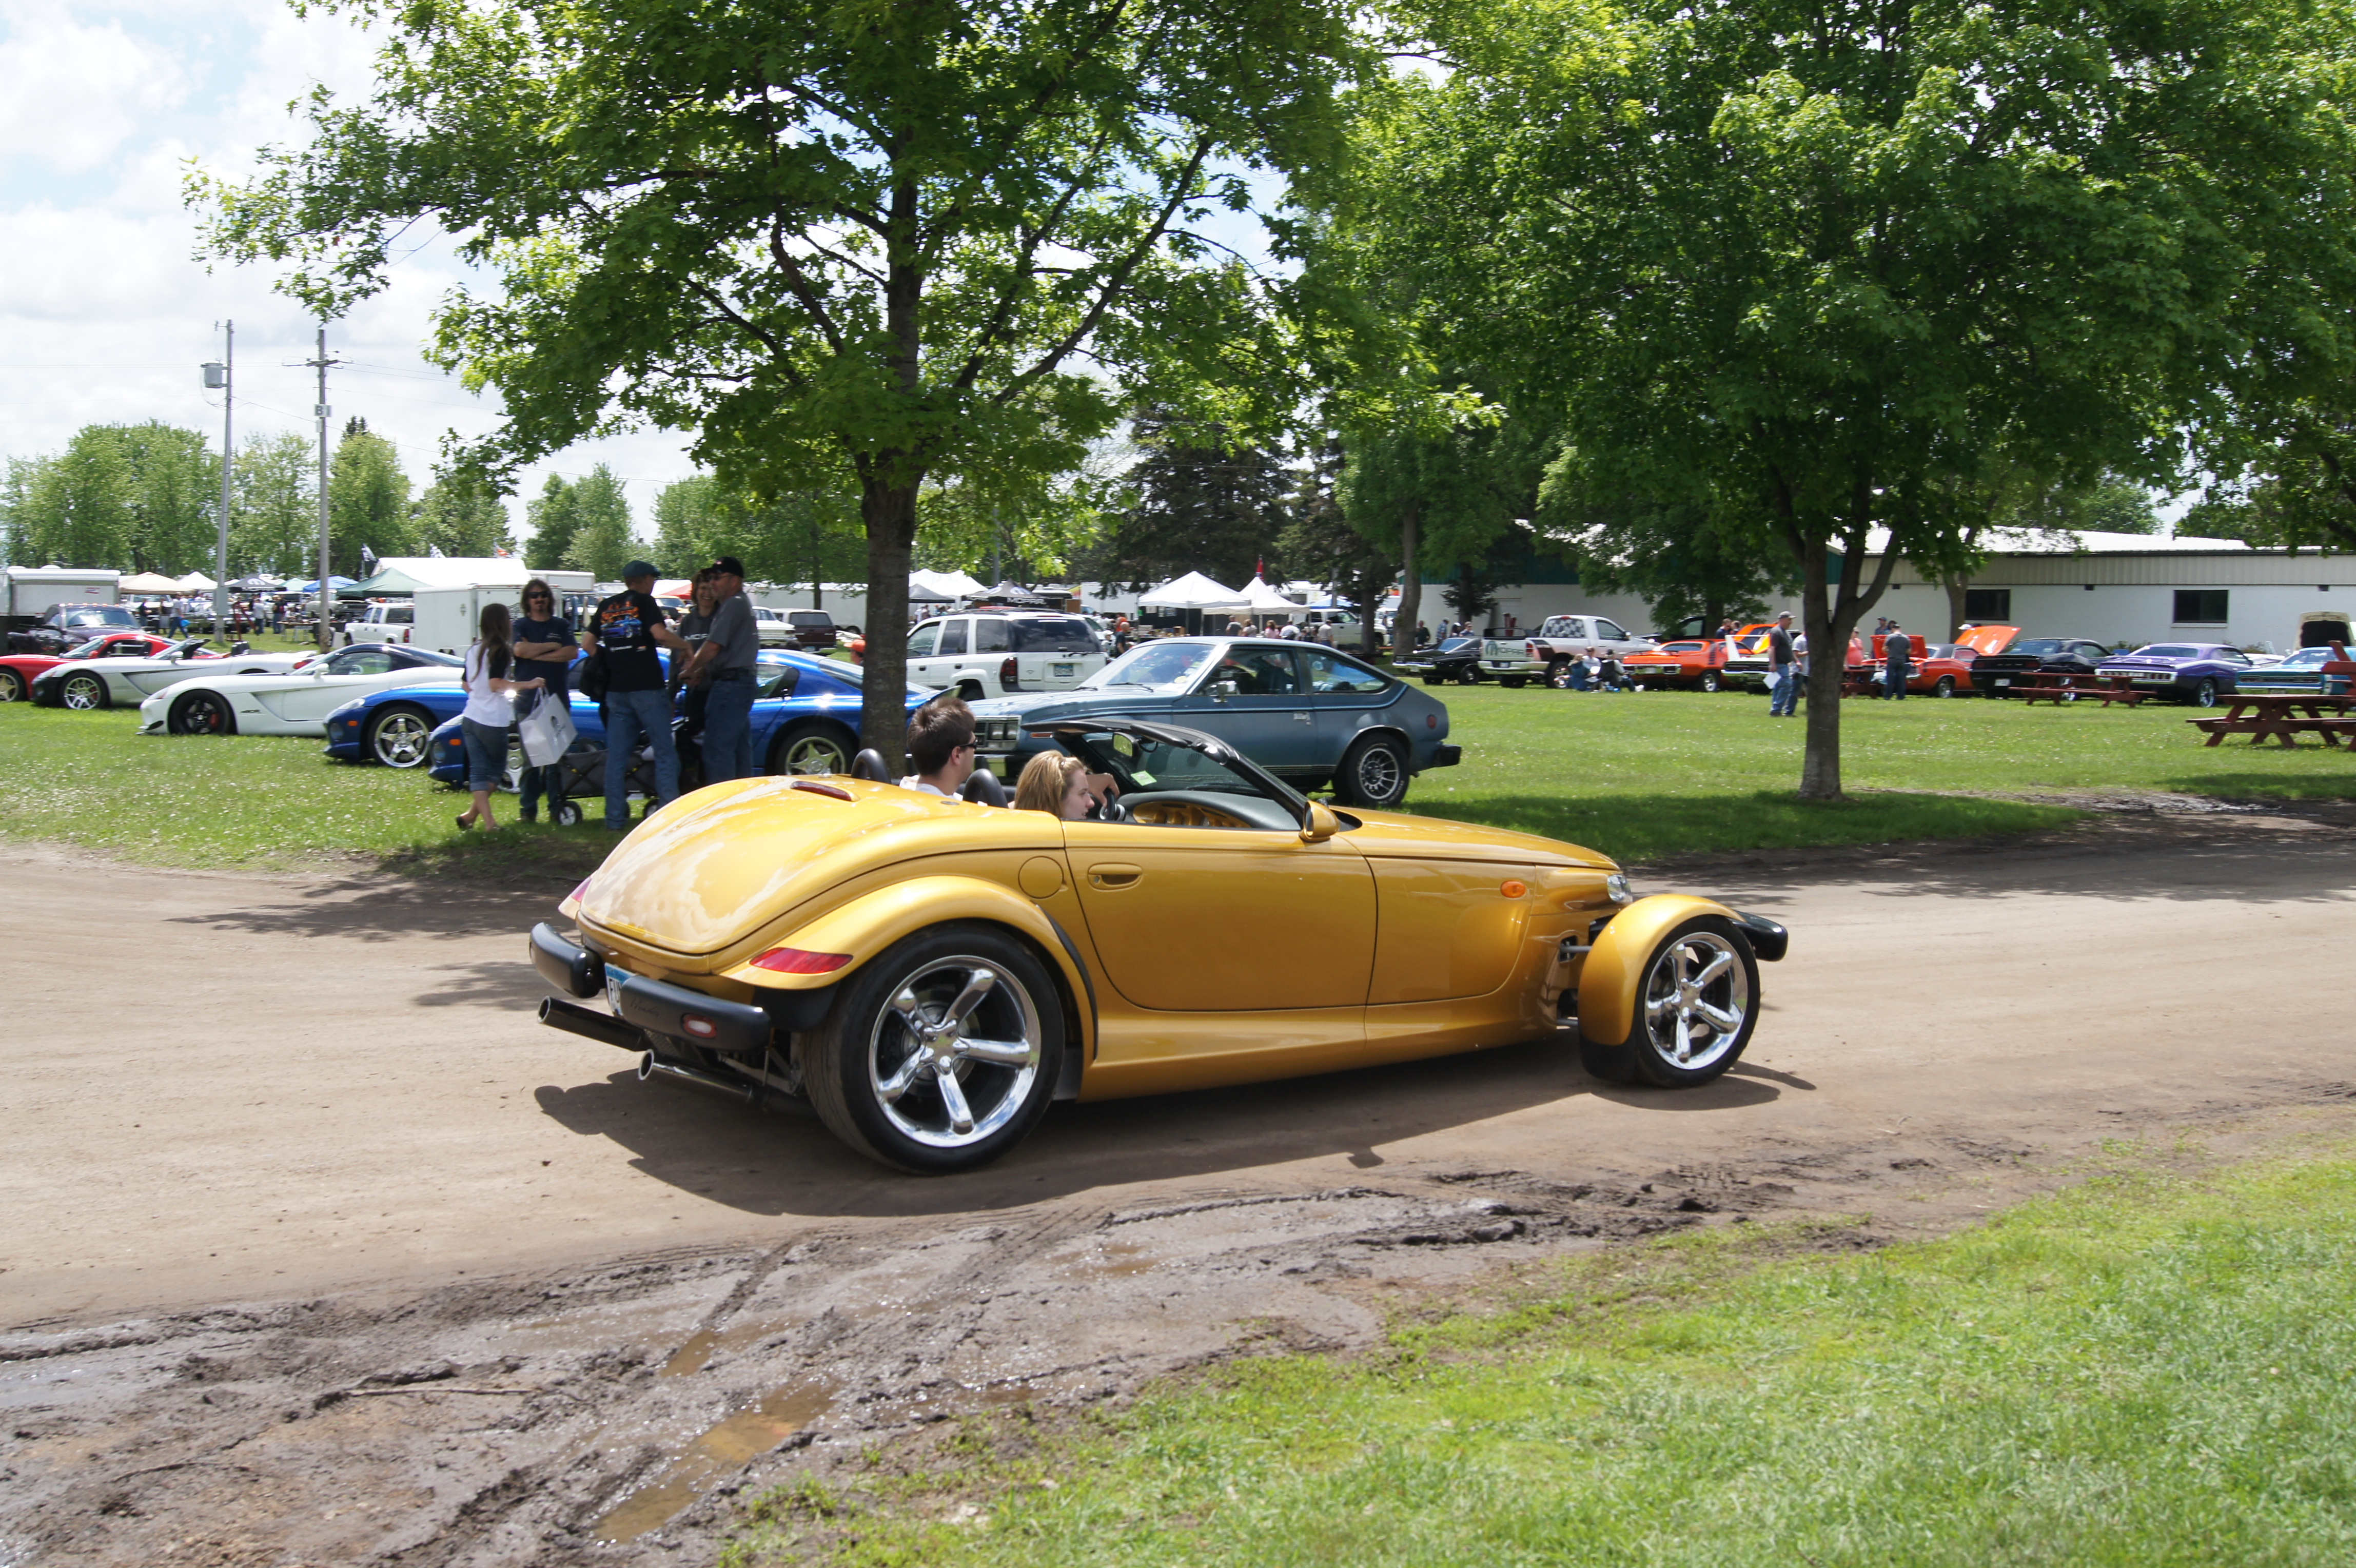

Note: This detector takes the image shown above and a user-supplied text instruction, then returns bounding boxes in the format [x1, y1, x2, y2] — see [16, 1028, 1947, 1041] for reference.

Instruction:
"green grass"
[1409, 684, 2355, 860]
[4, 680, 2350, 875]
[726, 1145, 2356, 1567]
[0, 704, 610, 881]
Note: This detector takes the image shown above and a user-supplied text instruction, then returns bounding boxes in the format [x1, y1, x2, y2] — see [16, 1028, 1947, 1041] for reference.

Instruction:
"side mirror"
[1300, 800, 1342, 843]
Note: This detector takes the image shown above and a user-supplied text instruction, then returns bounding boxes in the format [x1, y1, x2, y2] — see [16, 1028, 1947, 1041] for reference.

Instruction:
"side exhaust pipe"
[539, 995, 643, 1052]
[638, 1051, 758, 1106]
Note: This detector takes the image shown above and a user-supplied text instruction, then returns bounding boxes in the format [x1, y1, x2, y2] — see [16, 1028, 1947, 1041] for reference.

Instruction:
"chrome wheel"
[369, 708, 432, 768]
[1638, 930, 1750, 1074]
[867, 956, 1043, 1149]
[778, 723, 851, 775]
[0, 669, 22, 702]
[61, 674, 106, 710]
[1337, 734, 1408, 808]
[1933, 676, 1956, 697]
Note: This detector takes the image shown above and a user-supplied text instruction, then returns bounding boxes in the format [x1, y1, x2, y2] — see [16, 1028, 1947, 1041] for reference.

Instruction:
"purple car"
[2095, 643, 2252, 707]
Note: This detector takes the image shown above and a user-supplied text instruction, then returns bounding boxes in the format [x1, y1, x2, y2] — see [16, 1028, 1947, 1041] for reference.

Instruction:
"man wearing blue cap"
[582, 560, 691, 830]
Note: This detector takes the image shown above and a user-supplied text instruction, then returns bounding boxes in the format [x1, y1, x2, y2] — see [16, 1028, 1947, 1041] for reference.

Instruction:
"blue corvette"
[966, 636, 1459, 808]
[323, 648, 931, 781]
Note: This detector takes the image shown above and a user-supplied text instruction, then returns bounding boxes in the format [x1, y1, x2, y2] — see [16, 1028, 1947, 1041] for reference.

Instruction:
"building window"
[2173, 590, 2229, 624]
[1963, 589, 2011, 621]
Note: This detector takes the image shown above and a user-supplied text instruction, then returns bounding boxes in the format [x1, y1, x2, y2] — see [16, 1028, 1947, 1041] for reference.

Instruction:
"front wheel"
[772, 720, 855, 775]
[0, 669, 23, 702]
[1698, 670, 1721, 694]
[368, 705, 435, 768]
[801, 923, 1063, 1173]
[2191, 678, 2219, 708]
[60, 673, 109, 710]
[1580, 916, 1759, 1089]
[168, 689, 235, 735]
[1332, 733, 1410, 809]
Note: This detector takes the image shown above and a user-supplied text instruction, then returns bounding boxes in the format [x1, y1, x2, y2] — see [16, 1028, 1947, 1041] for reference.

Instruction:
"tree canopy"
[198, 0, 1363, 763]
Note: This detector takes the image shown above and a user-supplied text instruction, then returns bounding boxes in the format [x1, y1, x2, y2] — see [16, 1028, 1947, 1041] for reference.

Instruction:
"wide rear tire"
[1699, 670, 1721, 693]
[801, 922, 1063, 1174]
[1332, 733, 1410, 809]
[168, 689, 236, 735]
[1580, 916, 1759, 1089]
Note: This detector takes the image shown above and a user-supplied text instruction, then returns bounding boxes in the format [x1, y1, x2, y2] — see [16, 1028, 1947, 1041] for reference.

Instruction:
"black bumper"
[1733, 910, 1789, 962]
[529, 922, 831, 1051]
[1429, 744, 1463, 769]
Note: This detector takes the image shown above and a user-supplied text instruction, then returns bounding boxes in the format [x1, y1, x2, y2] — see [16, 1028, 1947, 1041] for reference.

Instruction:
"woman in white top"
[455, 601, 545, 832]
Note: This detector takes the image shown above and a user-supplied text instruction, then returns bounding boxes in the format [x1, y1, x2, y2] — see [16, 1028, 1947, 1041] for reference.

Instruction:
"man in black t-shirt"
[581, 561, 692, 830]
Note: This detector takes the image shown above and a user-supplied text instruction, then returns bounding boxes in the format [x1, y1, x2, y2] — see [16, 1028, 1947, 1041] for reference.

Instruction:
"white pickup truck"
[1475, 613, 1653, 688]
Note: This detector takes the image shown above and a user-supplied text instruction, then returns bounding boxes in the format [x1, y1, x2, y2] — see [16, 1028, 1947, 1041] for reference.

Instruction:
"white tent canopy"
[175, 572, 217, 592]
[911, 568, 987, 599]
[1240, 575, 1297, 611]
[118, 571, 183, 593]
[1138, 571, 1248, 612]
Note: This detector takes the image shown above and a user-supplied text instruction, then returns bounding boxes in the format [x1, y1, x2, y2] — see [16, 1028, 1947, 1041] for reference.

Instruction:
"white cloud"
[0, 10, 186, 175]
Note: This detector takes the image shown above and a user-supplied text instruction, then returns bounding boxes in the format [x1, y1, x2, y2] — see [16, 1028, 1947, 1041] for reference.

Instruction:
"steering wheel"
[1094, 795, 1131, 824]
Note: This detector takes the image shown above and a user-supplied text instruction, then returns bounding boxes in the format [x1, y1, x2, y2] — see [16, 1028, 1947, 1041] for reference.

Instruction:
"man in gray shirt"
[681, 556, 763, 782]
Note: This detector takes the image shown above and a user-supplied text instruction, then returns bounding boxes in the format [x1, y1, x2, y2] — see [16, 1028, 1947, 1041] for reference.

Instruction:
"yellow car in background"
[531, 718, 1788, 1173]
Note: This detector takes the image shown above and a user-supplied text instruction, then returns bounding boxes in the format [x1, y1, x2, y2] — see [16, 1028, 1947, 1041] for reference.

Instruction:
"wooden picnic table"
[2189, 691, 2356, 747]
[2014, 672, 2157, 708]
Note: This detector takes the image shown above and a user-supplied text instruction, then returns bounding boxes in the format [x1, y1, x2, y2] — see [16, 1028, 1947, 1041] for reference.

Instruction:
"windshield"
[1654, 641, 1704, 653]
[2137, 645, 2198, 659]
[2282, 647, 2332, 667]
[408, 647, 464, 667]
[2011, 639, 2062, 656]
[1080, 641, 1214, 691]
[1049, 725, 1308, 829]
[60, 607, 136, 629]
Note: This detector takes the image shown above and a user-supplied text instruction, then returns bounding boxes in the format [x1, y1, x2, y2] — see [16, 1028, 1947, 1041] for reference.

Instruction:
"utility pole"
[203, 323, 233, 628]
[305, 326, 342, 650]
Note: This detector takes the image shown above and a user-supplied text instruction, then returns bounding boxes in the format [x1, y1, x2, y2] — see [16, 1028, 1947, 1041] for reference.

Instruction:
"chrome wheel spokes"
[1639, 931, 1750, 1073]
[868, 957, 1042, 1148]
[374, 712, 429, 767]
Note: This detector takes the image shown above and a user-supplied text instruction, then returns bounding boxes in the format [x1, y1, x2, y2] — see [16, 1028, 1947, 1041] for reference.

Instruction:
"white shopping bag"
[517, 690, 578, 768]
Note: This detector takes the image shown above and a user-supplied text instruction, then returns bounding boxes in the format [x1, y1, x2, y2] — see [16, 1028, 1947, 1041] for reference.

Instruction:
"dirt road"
[5, 805, 2353, 1566]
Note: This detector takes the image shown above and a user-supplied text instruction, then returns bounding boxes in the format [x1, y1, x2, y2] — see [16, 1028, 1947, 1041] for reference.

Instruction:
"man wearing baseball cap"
[581, 560, 691, 829]
[679, 555, 762, 785]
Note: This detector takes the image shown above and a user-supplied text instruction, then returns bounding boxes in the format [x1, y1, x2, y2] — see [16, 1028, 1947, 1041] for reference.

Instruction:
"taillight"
[568, 879, 593, 905]
[680, 1014, 718, 1039]
[1000, 656, 1019, 690]
[751, 947, 854, 975]
[1525, 641, 1537, 658]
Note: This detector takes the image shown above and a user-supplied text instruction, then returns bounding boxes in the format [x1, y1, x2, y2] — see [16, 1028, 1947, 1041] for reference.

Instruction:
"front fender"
[718, 873, 1093, 1052]
[1576, 894, 1740, 1046]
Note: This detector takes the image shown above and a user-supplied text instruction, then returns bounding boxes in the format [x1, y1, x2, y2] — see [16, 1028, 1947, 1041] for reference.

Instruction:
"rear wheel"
[1332, 733, 1410, 809]
[1547, 658, 1576, 690]
[1498, 675, 1527, 689]
[1932, 676, 1956, 697]
[801, 923, 1062, 1173]
[1698, 670, 1721, 694]
[771, 720, 855, 775]
[1580, 916, 1759, 1089]
[60, 673, 108, 710]
[0, 669, 22, 702]
[168, 689, 235, 735]
[2191, 678, 2219, 708]
[367, 705, 435, 768]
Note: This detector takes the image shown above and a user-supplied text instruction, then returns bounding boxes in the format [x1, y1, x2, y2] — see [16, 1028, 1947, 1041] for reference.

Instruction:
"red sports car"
[0, 633, 182, 703]
[1624, 639, 1733, 691]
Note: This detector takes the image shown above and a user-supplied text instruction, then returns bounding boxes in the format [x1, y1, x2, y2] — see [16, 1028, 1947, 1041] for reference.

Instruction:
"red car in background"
[1625, 638, 1733, 691]
[1860, 624, 2015, 696]
[0, 633, 182, 703]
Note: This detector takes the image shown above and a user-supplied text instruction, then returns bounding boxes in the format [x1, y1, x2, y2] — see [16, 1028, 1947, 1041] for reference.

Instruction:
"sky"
[0, 0, 708, 544]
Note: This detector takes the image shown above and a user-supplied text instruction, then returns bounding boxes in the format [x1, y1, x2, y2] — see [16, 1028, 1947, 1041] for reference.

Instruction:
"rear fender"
[1576, 894, 1740, 1045]
[718, 873, 1093, 1057]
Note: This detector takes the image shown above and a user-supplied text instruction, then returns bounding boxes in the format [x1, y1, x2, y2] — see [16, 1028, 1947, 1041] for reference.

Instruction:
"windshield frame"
[1030, 717, 1309, 828]
[1076, 639, 1219, 693]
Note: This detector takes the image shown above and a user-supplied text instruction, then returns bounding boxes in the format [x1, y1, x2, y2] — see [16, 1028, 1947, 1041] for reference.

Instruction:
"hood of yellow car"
[1339, 808, 1616, 869]
[574, 776, 1061, 958]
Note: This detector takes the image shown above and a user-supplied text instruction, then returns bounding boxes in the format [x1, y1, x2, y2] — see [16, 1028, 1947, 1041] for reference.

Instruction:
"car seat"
[850, 748, 893, 782]
[960, 769, 1008, 807]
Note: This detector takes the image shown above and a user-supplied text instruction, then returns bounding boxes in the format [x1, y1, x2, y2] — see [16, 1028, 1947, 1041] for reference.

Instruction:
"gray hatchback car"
[965, 637, 1459, 807]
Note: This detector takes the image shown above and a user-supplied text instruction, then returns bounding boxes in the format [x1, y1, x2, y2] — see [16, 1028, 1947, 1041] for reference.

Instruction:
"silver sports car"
[29, 639, 313, 711]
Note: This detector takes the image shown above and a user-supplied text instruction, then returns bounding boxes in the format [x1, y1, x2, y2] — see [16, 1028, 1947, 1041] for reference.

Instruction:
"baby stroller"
[546, 718, 702, 823]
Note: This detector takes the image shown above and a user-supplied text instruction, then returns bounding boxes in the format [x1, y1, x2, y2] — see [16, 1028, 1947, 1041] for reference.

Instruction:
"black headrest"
[960, 768, 1008, 808]
[850, 749, 893, 782]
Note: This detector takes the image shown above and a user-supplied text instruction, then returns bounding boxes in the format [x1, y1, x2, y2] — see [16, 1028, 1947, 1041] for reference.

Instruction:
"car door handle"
[1292, 711, 1312, 722]
[1087, 864, 1142, 890]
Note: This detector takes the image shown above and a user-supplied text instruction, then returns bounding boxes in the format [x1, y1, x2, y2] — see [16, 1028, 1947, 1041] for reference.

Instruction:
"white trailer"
[5, 565, 121, 619]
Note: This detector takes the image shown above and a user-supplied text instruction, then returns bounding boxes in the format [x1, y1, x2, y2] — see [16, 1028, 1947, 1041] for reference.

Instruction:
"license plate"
[605, 966, 630, 1013]
[1993, 677, 2011, 687]
[1052, 663, 1073, 677]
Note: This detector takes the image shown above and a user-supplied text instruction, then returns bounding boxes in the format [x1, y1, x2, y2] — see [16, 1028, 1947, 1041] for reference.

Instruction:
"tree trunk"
[1797, 544, 1844, 801]
[858, 476, 920, 769]
[1943, 574, 1967, 641]
[1393, 502, 1421, 658]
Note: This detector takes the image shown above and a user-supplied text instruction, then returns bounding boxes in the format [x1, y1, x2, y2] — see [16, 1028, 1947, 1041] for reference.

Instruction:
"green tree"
[653, 471, 870, 600]
[561, 464, 636, 582]
[1089, 406, 1293, 592]
[231, 431, 318, 577]
[524, 475, 581, 571]
[197, 0, 1362, 765]
[14, 430, 136, 570]
[329, 419, 413, 576]
[1352, 0, 2356, 798]
[0, 457, 45, 566]
[415, 469, 513, 558]
[113, 422, 221, 575]
[1275, 436, 1389, 657]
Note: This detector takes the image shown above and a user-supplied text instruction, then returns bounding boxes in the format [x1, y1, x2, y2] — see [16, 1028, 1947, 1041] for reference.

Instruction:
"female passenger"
[1014, 751, 1096, 820]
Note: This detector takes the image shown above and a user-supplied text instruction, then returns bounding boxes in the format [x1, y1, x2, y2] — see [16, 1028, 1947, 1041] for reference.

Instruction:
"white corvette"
[30, 638, 313, 710]
[139, 643, 466, 737]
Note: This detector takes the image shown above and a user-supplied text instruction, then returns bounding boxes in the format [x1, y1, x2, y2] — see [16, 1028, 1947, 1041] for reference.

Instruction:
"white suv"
[906, 611, 1108, 698]
[343, 601, 414, 645]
